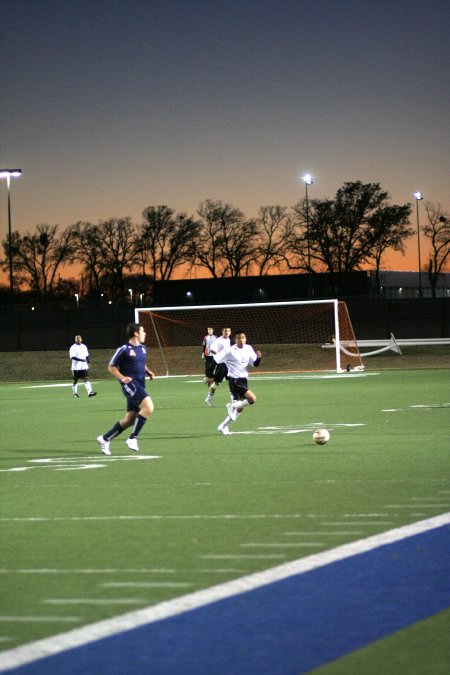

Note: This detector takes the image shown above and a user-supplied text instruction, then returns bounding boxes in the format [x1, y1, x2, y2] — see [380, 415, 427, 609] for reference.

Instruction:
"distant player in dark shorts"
[205, 327, 232, 407]
[202, 327, 217, 386]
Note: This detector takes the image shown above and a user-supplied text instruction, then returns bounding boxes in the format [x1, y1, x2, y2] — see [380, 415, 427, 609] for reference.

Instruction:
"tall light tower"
[302, 174, 314, 272]
[0, 169, 22, 301]
[414, 191, 423, 297]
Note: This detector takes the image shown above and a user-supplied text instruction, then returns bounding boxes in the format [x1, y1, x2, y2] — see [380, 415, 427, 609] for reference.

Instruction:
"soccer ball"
[313, 428, 330, 445]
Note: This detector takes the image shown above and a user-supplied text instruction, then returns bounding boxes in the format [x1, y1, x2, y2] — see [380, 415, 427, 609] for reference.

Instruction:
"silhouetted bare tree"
[138, 206, 199, 281]
[102, 217, 139, 301]
[70, 221, 104, 294]
[2, 224, 76, 297]
[195, 200, 258, 277]
[424, 202, 450, 298]
[366, 204, 413, 296]
[287, 182, 412, 276]
[253, 206, 290, 275]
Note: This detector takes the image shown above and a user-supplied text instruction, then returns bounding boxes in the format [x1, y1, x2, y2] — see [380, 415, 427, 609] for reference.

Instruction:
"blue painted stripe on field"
[8, 525, 450, 674]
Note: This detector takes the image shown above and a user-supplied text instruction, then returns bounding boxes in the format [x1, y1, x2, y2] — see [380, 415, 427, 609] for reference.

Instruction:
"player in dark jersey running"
[97, 322, 154, 455]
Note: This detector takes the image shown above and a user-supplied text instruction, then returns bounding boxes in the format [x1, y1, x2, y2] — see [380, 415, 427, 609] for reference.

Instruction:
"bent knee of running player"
[139, 395, 154, 417]
[245, 390, 257, 404]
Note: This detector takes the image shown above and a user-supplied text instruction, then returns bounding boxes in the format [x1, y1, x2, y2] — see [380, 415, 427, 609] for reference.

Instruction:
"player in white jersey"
[69, 335, 97, 398]
[205, 327, 231, 407]
[213, 331, 261, 435]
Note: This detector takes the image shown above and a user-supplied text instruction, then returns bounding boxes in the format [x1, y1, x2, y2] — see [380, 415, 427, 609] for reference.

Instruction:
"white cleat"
[205, 396, 214, 407]
[218, 422, 231, 435]
[226, 402, 238, 421]
[126, 437, 139, 452]
[97, 435, 111, 456]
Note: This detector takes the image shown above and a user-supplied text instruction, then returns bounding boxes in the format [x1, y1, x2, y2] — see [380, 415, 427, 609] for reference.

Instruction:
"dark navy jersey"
[109, 342, 148, 387]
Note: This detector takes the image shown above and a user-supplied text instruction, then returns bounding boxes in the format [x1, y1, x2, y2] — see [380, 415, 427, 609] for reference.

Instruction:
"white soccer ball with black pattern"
[313, 428, 330, 445]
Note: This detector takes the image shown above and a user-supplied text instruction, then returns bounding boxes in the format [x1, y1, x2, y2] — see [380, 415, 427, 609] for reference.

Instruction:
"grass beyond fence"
[0, 344, 449, 382]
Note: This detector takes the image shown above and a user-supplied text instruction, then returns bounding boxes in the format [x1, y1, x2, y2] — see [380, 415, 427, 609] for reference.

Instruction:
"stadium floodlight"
[414, 191, 424, 297]
[135, 299, 364, 376]
[301, 174, 314, 289]
[0, 169, 22, 301]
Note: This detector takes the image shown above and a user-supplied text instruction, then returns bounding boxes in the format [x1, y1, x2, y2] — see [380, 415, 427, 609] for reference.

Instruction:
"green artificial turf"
[0, 368, 449, 669]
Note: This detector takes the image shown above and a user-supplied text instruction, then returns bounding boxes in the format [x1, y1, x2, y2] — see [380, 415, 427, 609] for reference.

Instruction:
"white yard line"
[241, 542, 324, 548]
[1, 513, 448, 673]
[321, 521, 392, 525]
[43, 600, 145, 606]
[0, 617, 80, 624]
[0, 513, 396, 523]
[0, 568, 176, 575]
[199, 554, 285, 559]
[101, 582, 194, 588]
[283, 531, 366, 535]
[385, 504, 449, 508]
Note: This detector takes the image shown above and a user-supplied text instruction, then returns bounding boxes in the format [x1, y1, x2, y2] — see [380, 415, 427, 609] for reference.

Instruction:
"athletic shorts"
[228, 377, 248, 400]
[204, 355, 216, 378]
[72, 369, 88, 380]
[213, 362, 228, 383]
[121, 380, 149, 412]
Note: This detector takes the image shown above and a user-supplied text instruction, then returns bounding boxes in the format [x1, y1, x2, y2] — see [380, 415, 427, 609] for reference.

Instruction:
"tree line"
[1, 181, 449, 302]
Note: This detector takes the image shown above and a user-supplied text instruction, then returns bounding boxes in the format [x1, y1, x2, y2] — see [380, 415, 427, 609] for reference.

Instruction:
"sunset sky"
[1, 0, 449, 277]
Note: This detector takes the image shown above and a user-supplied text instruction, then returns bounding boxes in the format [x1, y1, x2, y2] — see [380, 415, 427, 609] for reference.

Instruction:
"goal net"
[135, 299, 363, 376]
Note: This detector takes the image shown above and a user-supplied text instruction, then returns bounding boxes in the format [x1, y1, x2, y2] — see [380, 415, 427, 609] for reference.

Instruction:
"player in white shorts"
[213, 331, 261, 435]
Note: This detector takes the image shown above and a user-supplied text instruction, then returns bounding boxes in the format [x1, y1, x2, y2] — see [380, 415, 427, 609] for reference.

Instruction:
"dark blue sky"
[1, 0, 449, 270]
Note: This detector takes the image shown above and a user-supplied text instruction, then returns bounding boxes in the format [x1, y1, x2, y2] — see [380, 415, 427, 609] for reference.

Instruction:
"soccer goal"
[135, 299, 363, 376]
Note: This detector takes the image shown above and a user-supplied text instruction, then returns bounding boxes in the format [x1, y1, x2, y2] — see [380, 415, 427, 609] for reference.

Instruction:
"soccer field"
[0, 369, 449, 673]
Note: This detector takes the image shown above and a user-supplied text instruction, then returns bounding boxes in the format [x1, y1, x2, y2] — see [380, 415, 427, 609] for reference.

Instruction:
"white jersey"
[214, 343, 258, 379]
[210, 336, 230, 355]
[69, 343, 90, 371]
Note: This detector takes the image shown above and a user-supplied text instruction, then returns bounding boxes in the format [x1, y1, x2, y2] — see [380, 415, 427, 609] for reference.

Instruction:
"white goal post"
[135, 299, 363, 376]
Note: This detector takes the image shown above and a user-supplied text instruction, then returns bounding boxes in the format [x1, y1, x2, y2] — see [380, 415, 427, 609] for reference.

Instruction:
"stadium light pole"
[414, 191, 423, 297]
[302, 174, 314, 271]
[0, 169, 22, 302]
[302, 174, 314, 296]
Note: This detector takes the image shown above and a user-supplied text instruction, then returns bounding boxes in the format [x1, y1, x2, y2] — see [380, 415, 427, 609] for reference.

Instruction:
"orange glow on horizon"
[0, 239, 431, 290]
